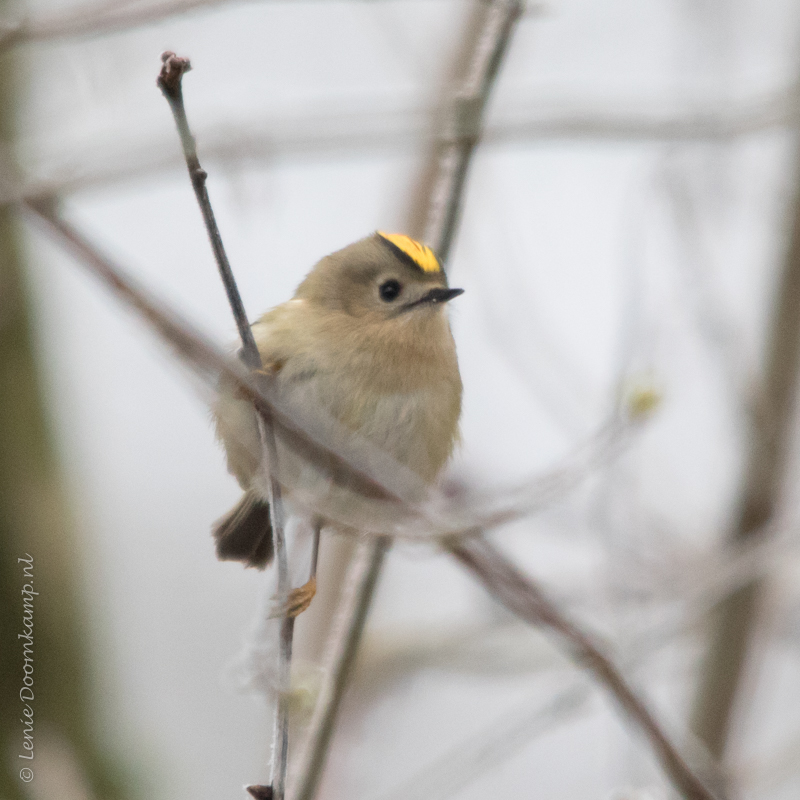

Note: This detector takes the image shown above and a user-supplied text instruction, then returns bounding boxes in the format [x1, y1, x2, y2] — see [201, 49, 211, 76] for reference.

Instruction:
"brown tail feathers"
[212, 492, 273, 569]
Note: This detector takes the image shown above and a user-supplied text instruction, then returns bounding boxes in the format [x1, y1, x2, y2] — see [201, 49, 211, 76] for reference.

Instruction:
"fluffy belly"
[214, 375, 444, 534]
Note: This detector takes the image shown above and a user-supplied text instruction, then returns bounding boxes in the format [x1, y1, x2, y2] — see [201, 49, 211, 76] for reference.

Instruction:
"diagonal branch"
[157, 51, 260, 369]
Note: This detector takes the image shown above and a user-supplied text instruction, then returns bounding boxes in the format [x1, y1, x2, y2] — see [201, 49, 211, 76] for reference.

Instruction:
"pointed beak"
[398, 286, 464, 315]
[420, 287, 464, 305]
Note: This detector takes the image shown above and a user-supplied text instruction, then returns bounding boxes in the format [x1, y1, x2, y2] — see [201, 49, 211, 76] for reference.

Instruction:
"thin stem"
[309, 520, 321, 580]
[157, 52, 291, 798]
[156, 51, 260, 370]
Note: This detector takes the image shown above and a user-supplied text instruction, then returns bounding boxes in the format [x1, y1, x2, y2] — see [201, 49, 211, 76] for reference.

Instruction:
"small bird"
[212, 232, 463, 610]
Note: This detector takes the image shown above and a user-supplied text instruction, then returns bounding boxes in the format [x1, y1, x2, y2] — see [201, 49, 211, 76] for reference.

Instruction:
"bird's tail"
[212, 491, 274, 569]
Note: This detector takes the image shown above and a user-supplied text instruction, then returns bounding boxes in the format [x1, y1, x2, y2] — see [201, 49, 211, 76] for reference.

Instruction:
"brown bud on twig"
[157, 50, 191, 95]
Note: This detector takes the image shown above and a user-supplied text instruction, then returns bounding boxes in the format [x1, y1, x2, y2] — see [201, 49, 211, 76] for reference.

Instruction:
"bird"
[212, 232, 463, 613]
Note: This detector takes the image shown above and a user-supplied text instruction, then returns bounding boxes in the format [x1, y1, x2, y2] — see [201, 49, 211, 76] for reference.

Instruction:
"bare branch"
[410, 0, 522, 261]
[156, 50, 260, 370]
[156, 51, 295, 799]
[10, 90, 798, 208]
[290, 538, 389, 800]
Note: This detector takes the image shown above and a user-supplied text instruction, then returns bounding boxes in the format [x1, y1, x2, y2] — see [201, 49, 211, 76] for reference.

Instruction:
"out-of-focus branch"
[409, 0, 522, 261]
[449, 535, 725, 800]
[690, 133, 800, 759]
[377, 521, 795, 800]
[288, 3, 522, 798]
[9, 89, 797, 207]
[0, 0, 265, 50]
[290, 538, 389, 800]
[15, 192, 623, 546]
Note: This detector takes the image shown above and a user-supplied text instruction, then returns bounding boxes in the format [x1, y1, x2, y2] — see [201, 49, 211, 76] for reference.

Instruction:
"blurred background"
[2, 0, 800, 798]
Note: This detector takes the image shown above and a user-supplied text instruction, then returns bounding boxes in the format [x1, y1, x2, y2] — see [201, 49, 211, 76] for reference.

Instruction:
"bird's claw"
[270, 577, 317, 618]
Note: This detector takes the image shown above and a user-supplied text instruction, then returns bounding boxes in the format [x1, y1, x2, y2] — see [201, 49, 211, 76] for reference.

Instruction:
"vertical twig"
[288, 3, 522, 798]
[690, 136, 800, 760]
[291, 538, 389, 800]
[157, 51, 292, 799]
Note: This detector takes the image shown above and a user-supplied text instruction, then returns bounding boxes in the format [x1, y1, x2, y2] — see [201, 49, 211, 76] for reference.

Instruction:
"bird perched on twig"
[212, 232, 463, 612]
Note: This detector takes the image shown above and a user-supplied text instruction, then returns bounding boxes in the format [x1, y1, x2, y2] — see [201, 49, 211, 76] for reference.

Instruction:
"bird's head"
[295, 232, 463, 324]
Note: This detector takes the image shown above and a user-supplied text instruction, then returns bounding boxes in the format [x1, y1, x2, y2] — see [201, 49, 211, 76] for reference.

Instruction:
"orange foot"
[271, 577, 317, 618]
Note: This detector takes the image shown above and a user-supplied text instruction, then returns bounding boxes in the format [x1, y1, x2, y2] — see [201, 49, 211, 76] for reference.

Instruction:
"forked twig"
[157, 51, 292, 799]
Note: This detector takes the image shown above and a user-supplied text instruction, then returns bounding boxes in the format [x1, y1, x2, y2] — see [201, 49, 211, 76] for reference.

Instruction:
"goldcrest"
[212, 232, 463, 567]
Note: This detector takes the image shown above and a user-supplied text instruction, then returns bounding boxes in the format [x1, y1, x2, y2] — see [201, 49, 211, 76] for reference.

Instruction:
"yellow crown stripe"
[377, 232, 441, 273]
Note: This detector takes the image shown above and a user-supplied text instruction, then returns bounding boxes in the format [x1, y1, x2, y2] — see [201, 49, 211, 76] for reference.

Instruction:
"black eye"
[379, 279, 402, 302]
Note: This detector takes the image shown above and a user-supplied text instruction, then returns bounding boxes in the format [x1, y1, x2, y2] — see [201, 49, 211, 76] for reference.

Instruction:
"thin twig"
[259, 417, 292, 800]
[449, 535, 725, 800]
[156, 51, 260, 369]
[157, 52, 291, 799]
